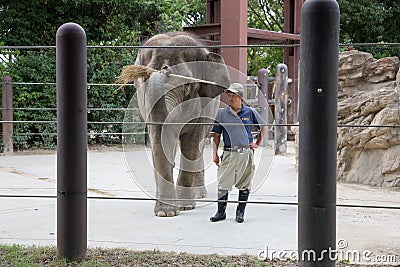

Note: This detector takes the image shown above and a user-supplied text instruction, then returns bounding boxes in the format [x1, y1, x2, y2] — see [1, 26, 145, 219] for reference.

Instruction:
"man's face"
[227, 92, 242, 107]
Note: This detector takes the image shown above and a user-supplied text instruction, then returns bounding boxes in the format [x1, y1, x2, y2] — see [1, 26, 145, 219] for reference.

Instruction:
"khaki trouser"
[217, 149, 255, 191]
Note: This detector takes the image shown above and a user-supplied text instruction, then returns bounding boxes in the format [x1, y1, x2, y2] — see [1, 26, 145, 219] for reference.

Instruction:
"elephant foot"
[179, 200, 196, 211]
[154, 200, 180, 217]
[176, 189, 196, 211]
[194, 186, 207, 199]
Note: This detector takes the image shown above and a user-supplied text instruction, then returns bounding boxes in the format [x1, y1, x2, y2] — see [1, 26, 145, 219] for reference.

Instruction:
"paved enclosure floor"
[0, 143, 399, 264]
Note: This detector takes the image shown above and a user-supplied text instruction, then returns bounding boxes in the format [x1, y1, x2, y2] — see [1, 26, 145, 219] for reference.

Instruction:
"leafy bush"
[1, 47, 137, 150]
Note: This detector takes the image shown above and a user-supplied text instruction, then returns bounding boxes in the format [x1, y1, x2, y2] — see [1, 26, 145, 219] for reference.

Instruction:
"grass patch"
[0, 244, 365, 266]
[0, 244, 293, 267]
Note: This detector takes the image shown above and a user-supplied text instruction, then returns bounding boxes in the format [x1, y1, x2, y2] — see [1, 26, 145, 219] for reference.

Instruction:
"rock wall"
[294, 50, 400, 187]
[337, 51, 400, 187]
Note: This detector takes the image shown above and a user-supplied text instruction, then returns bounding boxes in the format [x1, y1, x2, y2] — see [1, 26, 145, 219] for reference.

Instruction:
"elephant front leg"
[152, 144, 179, 217]
[149, 125, 180, 217]
[154, 174, 179, 217]
[143, 72, 180, 217]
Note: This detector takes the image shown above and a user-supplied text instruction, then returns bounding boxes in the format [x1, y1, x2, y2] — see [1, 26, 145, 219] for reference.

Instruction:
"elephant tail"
[116, 65, 155, 85]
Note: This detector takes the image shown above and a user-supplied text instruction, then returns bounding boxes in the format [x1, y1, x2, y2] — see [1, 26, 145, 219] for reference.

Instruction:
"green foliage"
[2, 46, 136, 150]
[248, 0, 284, 32]
[0, 0, 157, 149]
[158, 0, 206, 32]
[86, 45, 136, 146]
[0, 0, 160, 46]
[6, 50, 57, 150]
[338, 0, 400, 58]
[0, 244, 280, 266]
[247, 0, 285, 76]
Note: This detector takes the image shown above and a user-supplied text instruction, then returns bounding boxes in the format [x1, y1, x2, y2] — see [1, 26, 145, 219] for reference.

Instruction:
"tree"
[158, 0, 206, 32]
[248, 0, 284, 32]
[247, 0, 285, 76]
[0, 0, 162, 149]
[338, 0, 400, 58]
[0, 0, 214, 149]
[0, 0, 160, 46]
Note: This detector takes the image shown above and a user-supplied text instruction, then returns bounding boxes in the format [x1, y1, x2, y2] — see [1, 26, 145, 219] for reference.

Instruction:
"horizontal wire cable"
[1, 107, 139, 111]
[2, 187, 398, 206]
[2, 42, 400, 50]
[9, 132, 144, 136]
[2, 187, 399, 204]
[1, 120, 400, 128]
[0, 194, 399, 210]
[11, 82, 135, 86]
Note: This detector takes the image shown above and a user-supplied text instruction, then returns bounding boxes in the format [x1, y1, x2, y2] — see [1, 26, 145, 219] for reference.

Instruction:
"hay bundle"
[116, 65, 156, 86]
[116, 64, 220, 89]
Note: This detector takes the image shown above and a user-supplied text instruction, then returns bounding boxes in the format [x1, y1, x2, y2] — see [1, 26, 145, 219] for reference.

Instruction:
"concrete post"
[258, 68, 269, 146]
[2, 75, 13, 154]
[274, 64, 288, 155]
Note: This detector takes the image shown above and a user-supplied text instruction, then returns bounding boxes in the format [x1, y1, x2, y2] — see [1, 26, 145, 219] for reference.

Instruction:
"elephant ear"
[198, 52, 231, 98]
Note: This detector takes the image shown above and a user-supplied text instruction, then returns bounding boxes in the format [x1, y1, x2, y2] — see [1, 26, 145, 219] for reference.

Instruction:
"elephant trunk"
[143, 72, 168, 122]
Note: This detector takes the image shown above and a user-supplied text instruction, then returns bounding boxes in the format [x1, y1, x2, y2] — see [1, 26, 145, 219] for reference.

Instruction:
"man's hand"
[213, 132, 221, 166]
[213, 154, 220, 166]
[249, 142, 259, 150]
[251, 126, 267, 150]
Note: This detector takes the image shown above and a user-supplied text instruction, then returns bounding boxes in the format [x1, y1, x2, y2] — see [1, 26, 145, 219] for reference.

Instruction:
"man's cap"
[225, 83, 244, 98]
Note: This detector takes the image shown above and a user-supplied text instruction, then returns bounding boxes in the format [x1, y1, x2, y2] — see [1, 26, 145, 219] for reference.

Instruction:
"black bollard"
[56, 23, 87, 262]
[298, 0, 340, 266]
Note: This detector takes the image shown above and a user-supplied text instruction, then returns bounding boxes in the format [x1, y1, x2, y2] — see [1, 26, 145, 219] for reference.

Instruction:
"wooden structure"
[184, 0, 304, 124]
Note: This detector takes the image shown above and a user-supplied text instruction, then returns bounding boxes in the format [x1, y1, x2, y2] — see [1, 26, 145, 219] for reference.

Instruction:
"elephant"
[118, 32, 231, 217]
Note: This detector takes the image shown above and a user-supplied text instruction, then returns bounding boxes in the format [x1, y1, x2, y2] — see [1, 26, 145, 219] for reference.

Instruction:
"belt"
[223, 147, 250, 153]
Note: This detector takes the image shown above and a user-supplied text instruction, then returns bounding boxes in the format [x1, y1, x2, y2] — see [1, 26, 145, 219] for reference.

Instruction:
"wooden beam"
[183, 23, 221, 36]
[184, 25, 300, 44]
[247, 28, 300, 44]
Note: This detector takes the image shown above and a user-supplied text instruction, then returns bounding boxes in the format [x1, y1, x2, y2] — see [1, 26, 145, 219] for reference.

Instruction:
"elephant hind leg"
[193, 170, 207, 199]
[176, 131, 208, 210]
[176, 174, 196, 211]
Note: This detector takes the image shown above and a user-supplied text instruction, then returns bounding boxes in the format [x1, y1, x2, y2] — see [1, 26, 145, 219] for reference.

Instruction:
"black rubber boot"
[210, 190, 228, 222]
[236, 189, 249, 223]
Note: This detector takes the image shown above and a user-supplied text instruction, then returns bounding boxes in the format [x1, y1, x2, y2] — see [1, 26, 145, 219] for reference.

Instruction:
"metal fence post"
[56, 22, 87, 262]
[298, 0, 340, 266]
[274, 64, 288, 155]
[2, 75, 13, 155]
[257, 68, 269, 146]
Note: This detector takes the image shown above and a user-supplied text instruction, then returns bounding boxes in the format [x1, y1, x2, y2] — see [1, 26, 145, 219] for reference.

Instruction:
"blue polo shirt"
[212, 105, 266, 148]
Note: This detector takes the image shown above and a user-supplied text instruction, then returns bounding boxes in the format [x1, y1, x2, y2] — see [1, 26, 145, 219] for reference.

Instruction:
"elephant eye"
[161, 65, 171, 73]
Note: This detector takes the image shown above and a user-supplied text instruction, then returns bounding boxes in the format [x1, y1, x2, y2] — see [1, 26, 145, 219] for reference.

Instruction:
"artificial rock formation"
[337, 51, 400, 186]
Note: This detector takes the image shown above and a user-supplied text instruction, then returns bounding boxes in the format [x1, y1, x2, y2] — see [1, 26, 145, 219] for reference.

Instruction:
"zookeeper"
[210, 83, 267, 223]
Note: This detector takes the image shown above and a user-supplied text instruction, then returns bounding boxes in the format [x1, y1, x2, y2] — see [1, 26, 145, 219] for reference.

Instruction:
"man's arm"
[249, 126, 267, 150]
[213, 132, 221, 166]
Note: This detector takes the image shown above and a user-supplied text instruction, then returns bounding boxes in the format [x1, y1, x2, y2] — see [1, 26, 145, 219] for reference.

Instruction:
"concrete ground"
[0, 142, 399, 264]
